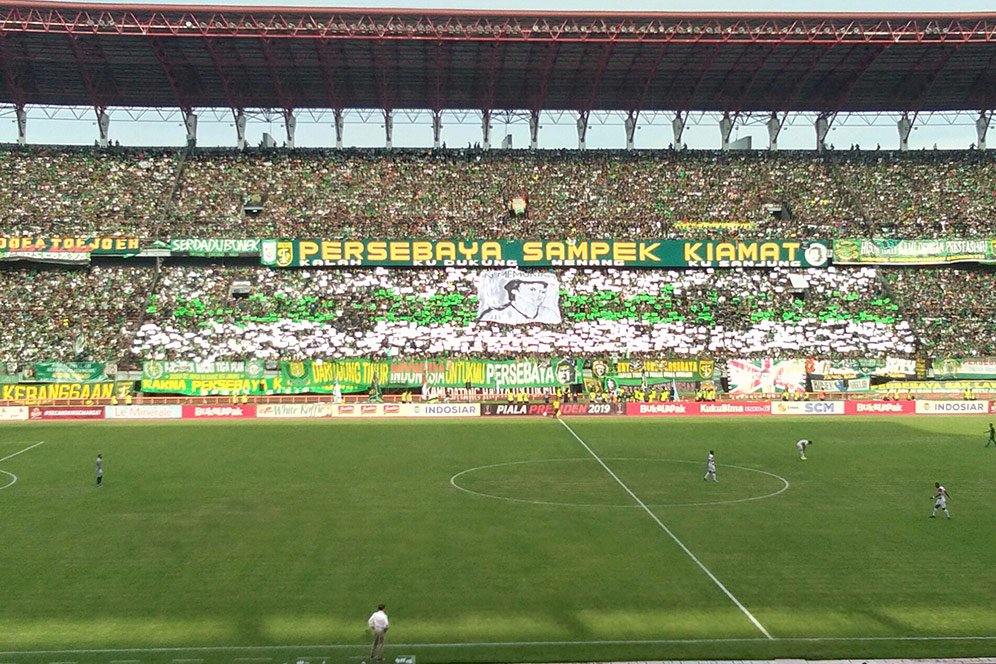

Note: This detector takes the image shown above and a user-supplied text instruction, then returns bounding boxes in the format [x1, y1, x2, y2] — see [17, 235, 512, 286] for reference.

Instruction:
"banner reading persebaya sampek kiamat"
[261, 239, 831, 268]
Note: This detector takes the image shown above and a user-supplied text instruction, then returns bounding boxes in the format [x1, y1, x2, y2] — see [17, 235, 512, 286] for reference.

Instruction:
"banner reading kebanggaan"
[834, 238, 996, 265]
[0, 381, 133, 404]
[261, 239, 831, 268]
[0, 236, 141, 264]
[33, 362, 107, 383]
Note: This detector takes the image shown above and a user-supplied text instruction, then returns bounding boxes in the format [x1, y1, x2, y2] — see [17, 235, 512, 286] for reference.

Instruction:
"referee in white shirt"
[367, 603, 389, 661]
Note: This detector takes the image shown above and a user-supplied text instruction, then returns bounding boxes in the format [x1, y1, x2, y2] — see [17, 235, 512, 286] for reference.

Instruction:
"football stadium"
[1, 4, 996, 664]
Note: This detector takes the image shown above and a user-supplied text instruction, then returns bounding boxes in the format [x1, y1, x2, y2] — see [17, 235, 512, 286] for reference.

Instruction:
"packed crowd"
[0, 266, 155, 363]
[1, 146, 994, 241]
[130, 265, 915, 362]
[884, 267, 996, 356]
[833, 152, 996, 239]
[0, 147, 178, 236]
[165, 150, 864, 240]
[1, 262, 993, 367]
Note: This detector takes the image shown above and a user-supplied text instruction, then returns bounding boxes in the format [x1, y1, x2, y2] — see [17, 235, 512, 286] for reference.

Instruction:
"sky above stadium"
[4, 0, 992, 149]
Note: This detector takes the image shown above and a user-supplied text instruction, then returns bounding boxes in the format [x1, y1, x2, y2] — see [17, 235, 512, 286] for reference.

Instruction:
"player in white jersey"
[796, 439, 812, 460]
[703, 450, 717, 482]
[95, 454, 103, 488]
[931, 482, 951, 519]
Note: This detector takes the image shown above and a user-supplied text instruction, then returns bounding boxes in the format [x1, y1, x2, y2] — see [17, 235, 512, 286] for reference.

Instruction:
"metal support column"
[624, 110, 638, 151]
[184, 111, 197, 147]
[897, 112, 913, 151]
[15, 104, 26, 145]
[235, 109, 247, 150]
[96, 107, 110, 147]
[284, 110, 296, 148]
[719, 112, 734, 151]
[767, 112, 784, 152]
[432, 110, 443, 149]
[334, 109, 344, 149]
[815, 113, 832, 153]
[529, 110, 540, 150]
[481, 109, 492, 150]
[977, 110, 991, 150]
[672, 111, 687, 148]
[384, 109, 394, 149]
[577, 111, 589, 150]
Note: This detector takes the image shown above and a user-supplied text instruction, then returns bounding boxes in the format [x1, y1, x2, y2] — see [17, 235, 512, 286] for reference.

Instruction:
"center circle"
[450, 458, 789, 508]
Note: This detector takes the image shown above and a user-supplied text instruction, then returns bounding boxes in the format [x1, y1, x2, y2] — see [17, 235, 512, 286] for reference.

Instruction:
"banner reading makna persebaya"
[141, 360, 267, 394]
[262, 239, 830, 268]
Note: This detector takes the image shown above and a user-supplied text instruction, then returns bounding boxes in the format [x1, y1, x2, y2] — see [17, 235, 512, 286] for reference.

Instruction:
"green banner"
[933, 358, 996, 379]
[591, 358, 715, 387]
[281, 358, 583, 392]
[33, 362, 107, 383]
[0, 381, 133, 404]
[141, 360, 268, 394]
[170, 238, 262, 257]
[0, 363, 23, 384]
[261, 239, 830, 269]
[834, 238, 996, 265]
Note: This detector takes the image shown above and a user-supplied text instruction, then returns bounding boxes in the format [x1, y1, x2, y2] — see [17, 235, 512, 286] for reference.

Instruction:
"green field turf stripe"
[557, 419, 774, 640]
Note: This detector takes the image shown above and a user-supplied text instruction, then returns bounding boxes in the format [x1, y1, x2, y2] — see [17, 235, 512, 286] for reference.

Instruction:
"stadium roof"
[1, 2, 995, 113]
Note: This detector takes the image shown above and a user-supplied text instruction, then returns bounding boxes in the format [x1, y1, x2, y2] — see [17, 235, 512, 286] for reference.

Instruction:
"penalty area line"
[557, 418, 774, 640]
[0, 441, 45, 464]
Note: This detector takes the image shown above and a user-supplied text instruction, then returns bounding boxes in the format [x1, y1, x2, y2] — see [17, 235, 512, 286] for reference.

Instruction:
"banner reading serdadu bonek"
[262, 239, 831, 268]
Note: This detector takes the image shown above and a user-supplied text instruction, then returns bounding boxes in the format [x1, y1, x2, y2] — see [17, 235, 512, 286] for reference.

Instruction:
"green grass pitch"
[2, 416, 995, 664]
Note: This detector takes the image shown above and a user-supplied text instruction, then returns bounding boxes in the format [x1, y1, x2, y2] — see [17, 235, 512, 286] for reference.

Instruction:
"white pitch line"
[0, 441, 45, 464]
[558, 418, 773, 640]
[6, 635, 996, 656]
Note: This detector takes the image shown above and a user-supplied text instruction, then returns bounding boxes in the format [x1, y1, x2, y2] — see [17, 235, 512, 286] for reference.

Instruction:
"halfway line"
[557, 418, 773, 640]
[0, 441, 45, 464]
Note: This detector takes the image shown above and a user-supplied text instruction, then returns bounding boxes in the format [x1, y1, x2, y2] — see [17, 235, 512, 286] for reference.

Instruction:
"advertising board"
[770, 401, 846, 416]
[481, 402, 624, 417]
[915, 400, 989, 415]
[400, 403, 481, 417]
[257, 403, 335, 419]
[0, 406, 28, 421]
[843, 401, 916, 415]
[626, 402, 698, 417]
[105, 405, 183, 420]
[28, 406, 105, 420]
[181, 405, 257, 419]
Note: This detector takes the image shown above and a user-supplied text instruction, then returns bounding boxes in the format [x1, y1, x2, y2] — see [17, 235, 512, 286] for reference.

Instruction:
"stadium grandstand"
[2, 5, 996, 662]
[0, 3, 994, 392]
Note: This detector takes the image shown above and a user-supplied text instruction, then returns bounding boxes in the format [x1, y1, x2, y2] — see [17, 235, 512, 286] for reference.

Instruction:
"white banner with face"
[476, 269, 561, 326]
